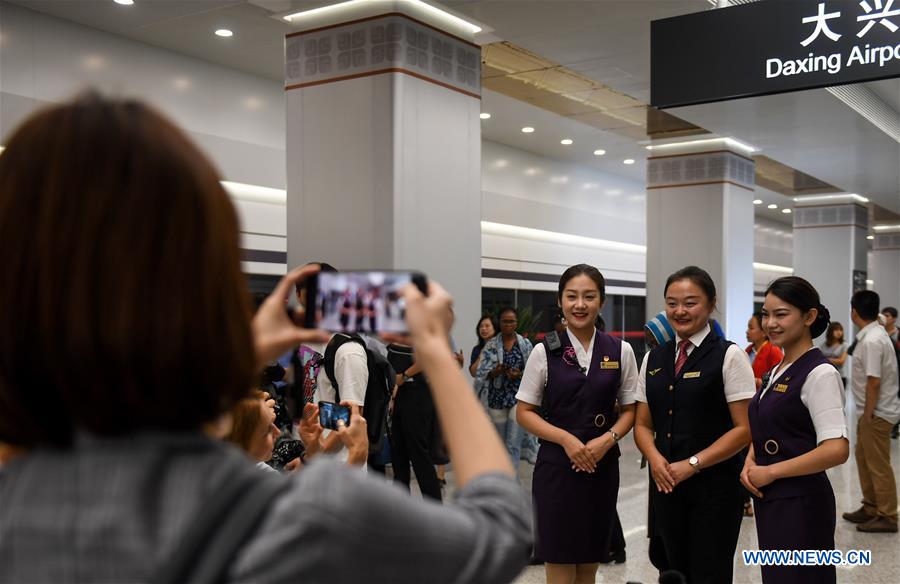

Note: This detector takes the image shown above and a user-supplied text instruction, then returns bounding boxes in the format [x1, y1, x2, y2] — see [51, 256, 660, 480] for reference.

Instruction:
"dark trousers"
[651, 467, 743, 584]
[391, 380, 442, 501]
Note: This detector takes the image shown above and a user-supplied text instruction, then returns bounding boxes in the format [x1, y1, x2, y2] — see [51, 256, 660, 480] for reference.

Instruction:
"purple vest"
[748, 348, 832, 500]
[538, 331, 622, 466]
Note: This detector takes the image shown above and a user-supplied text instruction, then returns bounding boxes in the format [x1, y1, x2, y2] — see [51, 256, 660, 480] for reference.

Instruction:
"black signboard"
[651, 0, 900, 108]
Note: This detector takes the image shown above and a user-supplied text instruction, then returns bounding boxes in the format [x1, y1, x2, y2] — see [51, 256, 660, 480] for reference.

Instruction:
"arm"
[468, 352, 480, 377]
[634, 401, 675, 493]
[864, 376, 880, 420]
[584, 404, 635, 465]
[747, 437, 849, 493]
[517, 402, 595, 472]
[829, 350, 848, 367]
[405, 283, 515, 485]
[669, 399, 751, 485]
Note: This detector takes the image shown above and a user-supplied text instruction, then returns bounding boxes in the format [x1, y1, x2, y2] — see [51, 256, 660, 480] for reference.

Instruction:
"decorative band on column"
[284, 13, 481, 98]
[792, 204, 868, 230]
[647, 150, 755, 191]
[874, 233, 900, 250]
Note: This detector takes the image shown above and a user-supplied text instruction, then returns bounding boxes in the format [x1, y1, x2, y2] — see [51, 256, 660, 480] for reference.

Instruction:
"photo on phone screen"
[318, 401, 351, 431]
[310, 271, 424, 334]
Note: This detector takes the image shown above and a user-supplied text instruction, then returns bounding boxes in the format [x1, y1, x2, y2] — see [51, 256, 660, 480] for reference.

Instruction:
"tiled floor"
[509, 422, 900, 584]
[400, 413, 900, 583]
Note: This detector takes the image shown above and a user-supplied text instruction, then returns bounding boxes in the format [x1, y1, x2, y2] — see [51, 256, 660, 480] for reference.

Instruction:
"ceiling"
[7, 0, 898, 220]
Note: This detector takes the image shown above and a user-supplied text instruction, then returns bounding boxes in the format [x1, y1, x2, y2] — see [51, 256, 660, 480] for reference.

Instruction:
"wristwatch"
[689, 455, 701, 472]
[608, 429, 621, 443]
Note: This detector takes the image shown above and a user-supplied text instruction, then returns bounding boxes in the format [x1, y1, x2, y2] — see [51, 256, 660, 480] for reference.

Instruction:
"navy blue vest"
[748, 348, 832, 500]
[538, 331, 622, 466]
[645, 330, 740, 473]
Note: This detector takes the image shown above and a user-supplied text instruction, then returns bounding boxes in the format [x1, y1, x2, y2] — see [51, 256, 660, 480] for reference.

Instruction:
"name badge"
[774, 384, 789, 393]
[600, 361, 620, 370]
[683, 371, 701, 379]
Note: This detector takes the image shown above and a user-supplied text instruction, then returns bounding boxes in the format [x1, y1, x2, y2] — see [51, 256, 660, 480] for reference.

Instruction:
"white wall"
[0, 2, 285, 190]
[481, 140, 647, 295]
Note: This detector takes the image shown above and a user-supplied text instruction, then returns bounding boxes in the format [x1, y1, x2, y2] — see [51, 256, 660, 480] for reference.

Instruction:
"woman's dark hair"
[0, 93, 255, 447]
[765, 276, 831, 338]
[476, 314, 497, 348]
[558, 264, 606, 302]
[750, 312, 764, 331]
[664, 266, 717, 305]
[825, 322, 844, 346]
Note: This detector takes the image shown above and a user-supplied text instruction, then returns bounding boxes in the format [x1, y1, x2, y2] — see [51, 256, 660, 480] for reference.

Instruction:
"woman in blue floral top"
[475, 307, 535, 467]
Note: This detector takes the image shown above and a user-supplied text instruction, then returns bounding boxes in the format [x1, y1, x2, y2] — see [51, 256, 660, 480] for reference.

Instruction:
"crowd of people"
[1, 94, 899, 584]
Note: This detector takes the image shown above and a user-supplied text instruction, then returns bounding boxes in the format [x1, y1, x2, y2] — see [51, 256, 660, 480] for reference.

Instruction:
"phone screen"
[318, 401, 351, 431]
[310, 271, 423, 334]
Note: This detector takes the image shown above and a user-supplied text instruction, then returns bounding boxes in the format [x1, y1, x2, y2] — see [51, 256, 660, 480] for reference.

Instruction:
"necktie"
[675, 340, 692, 377]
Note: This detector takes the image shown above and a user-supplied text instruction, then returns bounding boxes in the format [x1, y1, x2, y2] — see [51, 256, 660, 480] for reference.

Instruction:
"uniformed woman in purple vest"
[741, 276, 849, 584]
[634, 266, 755, 584]
[516, 264, 638, 584]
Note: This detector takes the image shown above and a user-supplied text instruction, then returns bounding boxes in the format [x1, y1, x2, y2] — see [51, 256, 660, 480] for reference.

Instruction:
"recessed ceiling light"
[623, 159, 635, 165]
[479, 112, 491, 120]
[560, 138, 573, 145]
[753, 199, 763, 205]
[114, 0, 134, 5]
[782, 208, 792, 214]
[867, 235, 875, 240]
[768, 204, 778, 209]
[521, 127, 535, 133]
[593, 149, 606, 156]
[215, 29, 234, 37]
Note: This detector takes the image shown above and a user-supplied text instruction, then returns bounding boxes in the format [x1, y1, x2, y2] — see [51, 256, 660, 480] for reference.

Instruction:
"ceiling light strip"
[283, 0, 482, 34]
[646, 136, 758, 154]
[480, 221, 647, 254]
[753, 262, 794, 274]
[221, 181, 287, 204]
[793, 193, 870, 204]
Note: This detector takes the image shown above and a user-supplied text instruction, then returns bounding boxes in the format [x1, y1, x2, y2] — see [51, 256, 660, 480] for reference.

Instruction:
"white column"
[283, 2, 483, 342]
[792, 199, 869, 336]
[646, 141, 756, 340]
[871, 232, 900, 309]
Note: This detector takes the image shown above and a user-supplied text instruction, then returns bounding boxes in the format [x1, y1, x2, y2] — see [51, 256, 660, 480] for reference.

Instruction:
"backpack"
[323, 333, 393, 455]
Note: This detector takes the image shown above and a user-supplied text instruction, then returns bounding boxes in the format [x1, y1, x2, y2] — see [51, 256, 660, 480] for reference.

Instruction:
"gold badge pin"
[649, 368, 662, 376]
[774, 384, 789, 393]
[683, 371, 701, 379]
[603, 356, 610, 362]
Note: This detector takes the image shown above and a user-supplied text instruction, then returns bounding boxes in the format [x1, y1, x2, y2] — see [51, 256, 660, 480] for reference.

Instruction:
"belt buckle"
[764, 439, 779, 455]
[593, 413, 606, 428]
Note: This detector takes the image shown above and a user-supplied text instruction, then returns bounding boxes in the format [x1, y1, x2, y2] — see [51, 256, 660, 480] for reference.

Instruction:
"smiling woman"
[633, 265, 755, 584]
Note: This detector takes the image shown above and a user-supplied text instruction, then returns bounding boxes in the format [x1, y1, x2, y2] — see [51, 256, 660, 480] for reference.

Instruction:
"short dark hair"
[851, 290, 880, 322]
[765, 276, 830, 338]
[476, 314, 497, 348]
[664, 266, 716, 305]
[882, 306, 898, 319]
[0, 93, 255, 447]
[558, 264, 606, 302]
[750, 312, 765, 331]
[498, 306, 518, 320]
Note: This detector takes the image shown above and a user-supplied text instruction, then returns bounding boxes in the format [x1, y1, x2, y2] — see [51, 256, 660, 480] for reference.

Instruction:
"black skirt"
[754, 488, 836, 584]
[532, 452, 619, 564]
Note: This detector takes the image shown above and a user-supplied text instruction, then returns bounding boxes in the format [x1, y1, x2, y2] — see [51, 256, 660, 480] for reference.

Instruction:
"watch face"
[690, 456, 699, 465]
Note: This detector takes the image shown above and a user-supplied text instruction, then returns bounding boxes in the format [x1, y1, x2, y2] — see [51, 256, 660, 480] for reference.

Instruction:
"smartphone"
[303, 270, 427, 334]
[318, 400, 351, 431]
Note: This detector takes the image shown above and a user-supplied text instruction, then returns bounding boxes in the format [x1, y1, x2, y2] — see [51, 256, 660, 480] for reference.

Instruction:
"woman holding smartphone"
[517, 264, 637, 584]
[633, 266, 755, 584]
[742, 277, 848, 584]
